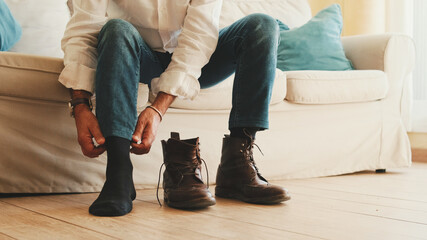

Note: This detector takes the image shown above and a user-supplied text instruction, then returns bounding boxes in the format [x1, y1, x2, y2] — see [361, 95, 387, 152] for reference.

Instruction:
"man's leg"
[200, 14, 279, 135]
[92, 19, 165, 216]
[199, 13, 291, 204]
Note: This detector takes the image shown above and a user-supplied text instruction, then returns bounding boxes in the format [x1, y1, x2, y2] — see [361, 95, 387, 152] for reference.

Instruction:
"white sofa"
[0, 0, 415, 193]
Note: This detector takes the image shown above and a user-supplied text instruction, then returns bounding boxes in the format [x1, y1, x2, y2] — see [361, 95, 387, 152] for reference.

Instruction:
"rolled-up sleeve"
[58, 0, 108, 94]
[151, 0, 223, 100]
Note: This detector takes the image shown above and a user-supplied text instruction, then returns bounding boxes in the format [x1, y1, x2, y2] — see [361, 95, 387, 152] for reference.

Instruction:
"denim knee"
[98, 19, 142, 51]
[242, 13, 279, 47]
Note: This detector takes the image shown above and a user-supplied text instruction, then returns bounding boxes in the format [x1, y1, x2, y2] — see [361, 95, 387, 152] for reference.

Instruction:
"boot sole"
[215, 187, 291, 204]
[164, 197, 216, 209]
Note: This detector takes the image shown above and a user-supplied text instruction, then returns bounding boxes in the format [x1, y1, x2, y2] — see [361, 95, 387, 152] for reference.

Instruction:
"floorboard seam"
[133, 199, 328, 240]
[291, 191, 427, 213]
[34, 196, 229, 240]
[0, 200, 119, 239]
[285, 183, 427, 203]
[0, 231, 18, 240]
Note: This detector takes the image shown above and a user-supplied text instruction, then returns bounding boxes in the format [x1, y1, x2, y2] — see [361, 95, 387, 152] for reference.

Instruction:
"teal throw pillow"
[0, 0, 22, 51]
[276, 19, 289, 31]
[277, 4, 353, 71]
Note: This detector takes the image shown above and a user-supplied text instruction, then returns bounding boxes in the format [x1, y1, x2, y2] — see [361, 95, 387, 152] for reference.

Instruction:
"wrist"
[71, 89, 92, 100]
[151, 91, 177, 115]
[146, 105, 163, 121]
[68, 97, 93, 117]
[74, 103, 91, 114]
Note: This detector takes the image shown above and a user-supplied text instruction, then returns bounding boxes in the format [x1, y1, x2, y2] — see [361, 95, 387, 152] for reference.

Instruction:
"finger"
[132, 115, 147, 143]
[142, 122, 156, 145]
[130, 142, 141, 149]
[141, 135, 153, 151]
[130, 142, 149, 155]
[130, 137, 152, 154]
[89, 122, 105, 146]
[92, 145, 107, 156]
[79, 134, 99, 158]
[131, 126, 155, 154]
[132, 127, 143, 144]
[82, 146, 106, 158]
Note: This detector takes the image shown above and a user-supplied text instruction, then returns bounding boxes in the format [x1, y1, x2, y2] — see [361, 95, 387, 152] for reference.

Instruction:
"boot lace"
[243, 129, 266, 181]
[156, 145, 210, 206]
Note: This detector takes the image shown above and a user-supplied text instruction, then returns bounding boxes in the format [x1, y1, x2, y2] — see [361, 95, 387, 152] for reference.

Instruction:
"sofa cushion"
[0, 52, 149, 107]
[150, 69, 286, 110]
[277, 4, 353, 71]
[285, 70, 388, 104]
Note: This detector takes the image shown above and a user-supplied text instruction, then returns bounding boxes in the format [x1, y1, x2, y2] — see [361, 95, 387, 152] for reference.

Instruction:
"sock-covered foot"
[89, 136, 136, 217]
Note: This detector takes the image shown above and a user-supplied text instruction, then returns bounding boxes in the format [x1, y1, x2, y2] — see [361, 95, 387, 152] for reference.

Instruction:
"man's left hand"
[130, 92, 176, 154]
[130, 107, 161, 154]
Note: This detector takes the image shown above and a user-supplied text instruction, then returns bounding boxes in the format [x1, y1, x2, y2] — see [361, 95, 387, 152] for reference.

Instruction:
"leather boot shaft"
[161, 135, 203, 189]
[217, 135, 267, 186]
[216, 135, 291, 204]
[160, 132, 215, 209]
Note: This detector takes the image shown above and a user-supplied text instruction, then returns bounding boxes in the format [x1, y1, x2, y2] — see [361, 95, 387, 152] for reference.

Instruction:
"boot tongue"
[166, 137, 200, 166]
[182, 137, 199, 146]
[166, 137, 204, 184]
[167, 137, 199, 150]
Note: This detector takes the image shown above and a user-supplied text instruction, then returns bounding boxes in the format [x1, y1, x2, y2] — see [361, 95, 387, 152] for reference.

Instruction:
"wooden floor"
[412, 149, 427, 163]
[1, 163, 427, 240]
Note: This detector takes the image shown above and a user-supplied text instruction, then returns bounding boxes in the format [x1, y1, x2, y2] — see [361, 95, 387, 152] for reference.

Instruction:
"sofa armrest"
[342, 33, 415, 73]
[0, 52, 69, 102]
[342, 33, 416, 130]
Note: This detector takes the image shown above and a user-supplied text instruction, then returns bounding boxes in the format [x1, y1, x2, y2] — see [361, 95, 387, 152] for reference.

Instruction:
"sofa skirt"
[0, 96, 411, 193]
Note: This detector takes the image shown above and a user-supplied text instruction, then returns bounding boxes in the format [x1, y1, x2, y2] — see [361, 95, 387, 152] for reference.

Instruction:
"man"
[60, 0, 290, 217]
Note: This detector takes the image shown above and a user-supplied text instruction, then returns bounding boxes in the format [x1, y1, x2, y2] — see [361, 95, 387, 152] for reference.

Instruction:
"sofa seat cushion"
[0, 52, 149, 107]
[285, 70, 388, 104]
[150, 69, 286, 110]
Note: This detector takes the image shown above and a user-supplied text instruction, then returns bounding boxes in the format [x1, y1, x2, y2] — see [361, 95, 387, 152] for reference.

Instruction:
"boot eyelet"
[240, 149, 243, 153]
[241, 143, 244, 147]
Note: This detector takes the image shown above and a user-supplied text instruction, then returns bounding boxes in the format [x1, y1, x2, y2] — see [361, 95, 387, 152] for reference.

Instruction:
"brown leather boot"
[215, 135, 291, 204]
[160, 132, 216, 209]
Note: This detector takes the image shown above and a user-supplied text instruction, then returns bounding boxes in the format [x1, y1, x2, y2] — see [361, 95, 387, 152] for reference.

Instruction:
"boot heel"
[215, 186, 236, 199]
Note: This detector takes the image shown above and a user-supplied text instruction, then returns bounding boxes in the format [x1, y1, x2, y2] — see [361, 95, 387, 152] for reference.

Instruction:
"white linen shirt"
[59, 0, 223, 100]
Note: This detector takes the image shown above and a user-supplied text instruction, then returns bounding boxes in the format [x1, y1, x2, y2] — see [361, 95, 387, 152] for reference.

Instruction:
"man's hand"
[130, 107, 161, 154]
[130, 92, 176, 155]
[71, 90, 106, 158]
[74, 104, 106, 158]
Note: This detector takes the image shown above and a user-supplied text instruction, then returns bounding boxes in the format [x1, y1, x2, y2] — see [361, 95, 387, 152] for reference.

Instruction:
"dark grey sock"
[89, 136, 136, 217]
[230, 127, 259, 140]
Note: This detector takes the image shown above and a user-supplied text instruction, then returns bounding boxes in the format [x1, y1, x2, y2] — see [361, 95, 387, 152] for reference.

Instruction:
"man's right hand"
[73, 102, 106, 158]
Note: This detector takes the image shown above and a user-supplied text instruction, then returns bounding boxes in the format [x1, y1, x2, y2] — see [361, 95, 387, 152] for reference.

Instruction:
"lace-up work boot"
[160, 132, 216, 209]
[215, 135, 291, 204]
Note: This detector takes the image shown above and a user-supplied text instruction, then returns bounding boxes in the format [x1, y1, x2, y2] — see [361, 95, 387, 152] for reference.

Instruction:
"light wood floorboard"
[0, 201, 113, 239]
[0, 232, 17, 240]
[1, 163, 427, 240]
[412, 148, 427, 163]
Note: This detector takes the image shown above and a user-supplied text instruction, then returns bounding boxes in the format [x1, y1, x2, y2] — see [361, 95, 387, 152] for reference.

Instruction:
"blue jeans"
[95, 14, 280, 140]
